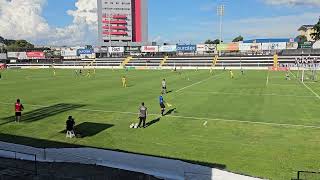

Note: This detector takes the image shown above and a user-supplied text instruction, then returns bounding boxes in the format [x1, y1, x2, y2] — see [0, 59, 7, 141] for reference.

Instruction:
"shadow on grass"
[0, 103, 85, 125]
[60, 122, 113, 138]
[145, 118, 160, 128]
[164, 108, 176, 116]
[0, 133, 226, 170]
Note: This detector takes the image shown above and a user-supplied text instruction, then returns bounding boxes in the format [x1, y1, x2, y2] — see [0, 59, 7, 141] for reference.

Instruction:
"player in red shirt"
[15, 99, 24, 123]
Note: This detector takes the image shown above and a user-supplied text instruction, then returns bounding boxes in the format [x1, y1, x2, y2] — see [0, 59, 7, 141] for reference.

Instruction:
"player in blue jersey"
[159, 95, 166, 116]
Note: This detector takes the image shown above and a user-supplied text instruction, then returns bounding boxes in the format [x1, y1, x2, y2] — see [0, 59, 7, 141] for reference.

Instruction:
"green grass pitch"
[0, 69, 319, 180]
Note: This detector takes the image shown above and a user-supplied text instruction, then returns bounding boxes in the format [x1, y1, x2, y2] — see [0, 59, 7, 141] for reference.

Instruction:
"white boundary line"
[289, 71, 320, 100]
[180, 91, 315, 98]
[175, 72, 224, 93]
[0, 102, 319, 129]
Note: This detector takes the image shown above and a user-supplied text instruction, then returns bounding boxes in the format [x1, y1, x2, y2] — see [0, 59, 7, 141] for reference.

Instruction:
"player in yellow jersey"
[122, 76, 127, 88]
[229, 70, 234, 79]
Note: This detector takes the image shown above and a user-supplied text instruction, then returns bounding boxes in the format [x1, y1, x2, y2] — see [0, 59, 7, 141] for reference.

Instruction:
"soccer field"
[0, 69, 319, 180]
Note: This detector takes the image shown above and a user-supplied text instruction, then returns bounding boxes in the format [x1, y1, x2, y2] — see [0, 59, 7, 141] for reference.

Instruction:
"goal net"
[295, 57, 319, 83]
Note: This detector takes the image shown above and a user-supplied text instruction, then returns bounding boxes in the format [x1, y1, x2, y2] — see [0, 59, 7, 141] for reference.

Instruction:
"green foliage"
[296, 35, 307, 43]
[205, 39, 220, 44]
[311, 18, 320, 41]
[0, 36, 34, 51]
[232, 35, 244, 42]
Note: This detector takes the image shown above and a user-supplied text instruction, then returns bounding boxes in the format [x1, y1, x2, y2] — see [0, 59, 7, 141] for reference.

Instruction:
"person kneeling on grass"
[66, 116, 76, 137]
[138, 102, 147, 128]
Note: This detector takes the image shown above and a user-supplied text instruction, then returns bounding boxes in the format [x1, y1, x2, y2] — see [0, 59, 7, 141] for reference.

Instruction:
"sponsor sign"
[298, 42, 313, 49]
[108, 47, 125, 53]
[312, 41, 320, 49]
[159, 45, 176, 52]
[0, 53, 7, 59]
[227, 43, 239, 51]
[217, 44, 228, 51]
[262, 42, 286, 50]
[77, 49, 94, 55]
[197, 44, 217, 52]
[176, 45, 196, 52]
[196, 44, 206, 52]
[7, 52, 27, 59]
[26, 51, 45, 59]
[125, 46, 141, 53]
[61, 49, 78, 57]
[141, 46, 159, 53]
[0, 63, 6, 69]
[239, 43, 262, 51]
[286, 42, 298, 49]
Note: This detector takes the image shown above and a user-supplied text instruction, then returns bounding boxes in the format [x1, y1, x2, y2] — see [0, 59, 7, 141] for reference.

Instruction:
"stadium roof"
[243, 38, 293, 43]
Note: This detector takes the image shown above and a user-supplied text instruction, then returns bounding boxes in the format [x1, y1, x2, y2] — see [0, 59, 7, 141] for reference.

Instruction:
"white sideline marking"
[180, 91, 315, 98]
[0, 102, 319, 129]
[289, 71, 320, 100]
[175, 72, 224, 93]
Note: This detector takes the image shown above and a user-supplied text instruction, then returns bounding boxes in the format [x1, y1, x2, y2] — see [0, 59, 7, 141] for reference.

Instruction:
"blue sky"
[1, 0, 319, 45]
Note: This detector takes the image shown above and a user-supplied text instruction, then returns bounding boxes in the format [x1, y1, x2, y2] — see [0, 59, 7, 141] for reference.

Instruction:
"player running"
[122, 76, 127, 88]
[161, 79, 167, 94]
[229, 70, 234, 79]
[159, 95, 166, 116]
[15, 99, 24, 123]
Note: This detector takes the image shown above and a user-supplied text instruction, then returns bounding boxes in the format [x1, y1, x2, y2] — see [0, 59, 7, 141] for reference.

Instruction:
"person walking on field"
[162, 79, 167, 94]
[138, 102, 147, 128]
[15, 99, 24, 123]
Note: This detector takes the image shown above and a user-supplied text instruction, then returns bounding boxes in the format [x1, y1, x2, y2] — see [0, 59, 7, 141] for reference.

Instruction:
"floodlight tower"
[217, 4, 225, 45]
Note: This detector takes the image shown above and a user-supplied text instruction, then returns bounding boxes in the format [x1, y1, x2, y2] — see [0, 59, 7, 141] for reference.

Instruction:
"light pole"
[217, 4, 225, 45]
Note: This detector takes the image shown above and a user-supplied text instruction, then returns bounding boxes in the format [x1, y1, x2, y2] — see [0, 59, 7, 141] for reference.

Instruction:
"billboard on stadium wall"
[26, 52, 45, 59]
[176, 45, 196, 52]
[7, 52, 27, 59]
[0, 53, 7, 60]
[239, 43, 262, 51]
[77, 49, 94, 55]
[125, 46, 141, 53]
[61, 49, 78, 57]
[227, 43, 239, 51]
[108, 47, 125, 53]
[217, 44, 228, 51]
[312, 41, 320, 49]
[159, 45, 176, 52]
[141, 46, 159, 53]
[261, 42, 286, 50]
[196, 44, 206, 52]
[205, 44, 217, 52]
[286, 42, 298, 49]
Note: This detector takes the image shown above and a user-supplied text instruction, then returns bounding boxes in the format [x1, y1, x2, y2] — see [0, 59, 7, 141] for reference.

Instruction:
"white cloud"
[0, 0, 98, 46]
[264, 0, 320, 7]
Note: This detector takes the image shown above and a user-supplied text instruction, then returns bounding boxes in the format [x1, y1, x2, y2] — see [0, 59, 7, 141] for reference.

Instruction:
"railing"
[0, 148, 38, 175]
[294, 170, 320, 180]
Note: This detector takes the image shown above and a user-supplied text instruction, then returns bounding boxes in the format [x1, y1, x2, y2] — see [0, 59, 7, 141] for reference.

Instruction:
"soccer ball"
[130, 123, 139, 129]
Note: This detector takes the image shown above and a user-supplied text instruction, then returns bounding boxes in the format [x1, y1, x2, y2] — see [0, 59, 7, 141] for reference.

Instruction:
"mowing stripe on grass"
[0, 102, 319, 129]
[175, 72, 224, 93]
[180, 91, 315, 98]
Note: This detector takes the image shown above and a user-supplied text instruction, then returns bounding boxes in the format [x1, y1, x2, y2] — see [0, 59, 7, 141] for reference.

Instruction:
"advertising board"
[141, 46, 159, 53]
[286, 42, 298, 49]
[0, 53, 7, 59]
[239, 43, 262, 51]
[77, 49, 94, 55]
[26, 52, 45, 59]
[159, 45, 176, 52]
[125, 46, 141, 53]
[262, 42, 286, 50]
[176, 45, 196, 52]
[108, 47, 125, 53]
[7, 52, 27, 59]
[312, 41, 320, 49]
[61, 49, 78, 57]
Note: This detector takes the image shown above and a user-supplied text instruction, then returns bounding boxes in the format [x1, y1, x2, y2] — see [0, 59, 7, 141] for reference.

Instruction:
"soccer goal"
[295, 57, 319, 83]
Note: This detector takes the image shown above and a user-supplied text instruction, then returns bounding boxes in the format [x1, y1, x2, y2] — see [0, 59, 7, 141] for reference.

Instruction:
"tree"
[204, 39, 214, 44]
[311, 18, 320, 41]
[232, 35, 244, 42]
[296, 35, 307, 43]
[213, 39, 220, 44]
